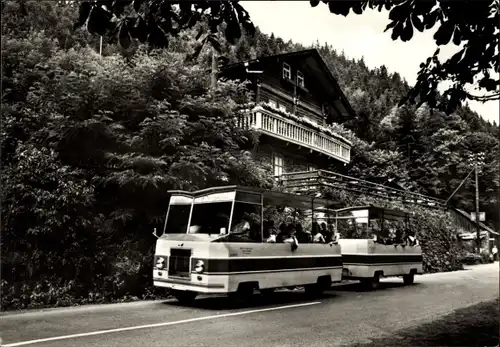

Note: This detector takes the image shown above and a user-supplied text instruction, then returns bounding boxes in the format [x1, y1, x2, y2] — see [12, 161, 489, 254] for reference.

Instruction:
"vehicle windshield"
[164, 204, 191, 234]
[188, 202, 232, 235]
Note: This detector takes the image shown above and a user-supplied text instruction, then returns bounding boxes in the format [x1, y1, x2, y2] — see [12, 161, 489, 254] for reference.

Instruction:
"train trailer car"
[334, 206, 423, 290]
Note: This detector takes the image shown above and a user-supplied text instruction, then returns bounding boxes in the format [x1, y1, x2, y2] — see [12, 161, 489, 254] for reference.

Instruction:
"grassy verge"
[350, 299, 499, 347]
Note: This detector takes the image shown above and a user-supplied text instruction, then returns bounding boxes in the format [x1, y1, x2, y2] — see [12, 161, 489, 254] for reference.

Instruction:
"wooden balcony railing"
[238, 106, 351, 163]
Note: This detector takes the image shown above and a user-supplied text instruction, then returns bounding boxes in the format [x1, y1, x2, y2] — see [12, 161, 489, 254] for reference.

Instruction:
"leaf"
[389, 3, 409, 21]
[433, 21, 455, 46]
[74, 2, 91, 30]
[119, 23, 131, 49]
[478, 78, 498, 92]
[384, 20, 398, 32]
[133, 17, 148, 43]
[400, 20, 414, 42]
[424, 10, 439, 30]
[352, 1, 364, 15]
[328, 1, 351, 16]
[391, 22, 404, 40]
[87, 6, 112, 36]
[147, 23, 168, 48]
[412, 14, 424, 32]
[131, 0, 142, 13]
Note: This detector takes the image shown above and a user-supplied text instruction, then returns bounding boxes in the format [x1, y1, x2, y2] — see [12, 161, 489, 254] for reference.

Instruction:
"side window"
[268, 99, 277, 108]
[282, 62, 291, 80]
[278, 103, 287, 113]
[230, 202, 262, 242]
[297, 70, 304, 88]
[273, 154, 284, 176]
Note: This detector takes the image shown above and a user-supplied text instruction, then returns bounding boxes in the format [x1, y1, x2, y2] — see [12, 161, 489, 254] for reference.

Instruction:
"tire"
[361, 273, 380, 290]
[304, 282, 328, 297]
[304, 284, 320, 296]
[171, 290, 197, 304]
[260, 288, 276, 297]
[403, 273, 415, 285]
[228, 285, 254, 306]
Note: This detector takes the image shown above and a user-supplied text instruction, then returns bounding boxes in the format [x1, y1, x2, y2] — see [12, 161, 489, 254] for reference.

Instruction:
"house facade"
[219, 49, 355, 177]
[450, 207, 499, 254]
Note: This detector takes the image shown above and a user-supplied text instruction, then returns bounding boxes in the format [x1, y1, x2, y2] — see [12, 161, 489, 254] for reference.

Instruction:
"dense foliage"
[1, 1, 497, 310]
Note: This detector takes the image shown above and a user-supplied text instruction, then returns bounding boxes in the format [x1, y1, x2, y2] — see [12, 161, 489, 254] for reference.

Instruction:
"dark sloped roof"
[219, 49, 356, 119]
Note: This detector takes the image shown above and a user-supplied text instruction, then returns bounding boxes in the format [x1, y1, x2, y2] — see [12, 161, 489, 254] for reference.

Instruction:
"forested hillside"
[1, 1, 497, 310]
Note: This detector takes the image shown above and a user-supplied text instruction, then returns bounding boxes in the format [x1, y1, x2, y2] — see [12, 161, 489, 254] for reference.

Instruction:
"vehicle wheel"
[403, 273, 414, 285]
[304, 283, 325, 297]
[171, 290, 197, 304]
[228, 285, 254, 306]
[260, 288, 276, 297]
[361, 274, 380, 290]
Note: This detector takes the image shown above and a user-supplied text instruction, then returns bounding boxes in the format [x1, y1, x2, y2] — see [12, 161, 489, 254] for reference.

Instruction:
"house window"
[308, 165, 316, 172]
[268, 99, 277, 108]
[282, 62, 291, 80]
[297, 70, 304, 88]
[273, 154, 284, 176]
[278, 104, 287, 113]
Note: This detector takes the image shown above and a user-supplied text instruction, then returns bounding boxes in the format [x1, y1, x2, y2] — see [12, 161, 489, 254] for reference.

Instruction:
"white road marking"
[3, 301, 321, 347]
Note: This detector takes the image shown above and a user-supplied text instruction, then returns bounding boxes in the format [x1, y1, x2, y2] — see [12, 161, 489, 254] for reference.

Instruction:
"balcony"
[238, 105, 351, 163]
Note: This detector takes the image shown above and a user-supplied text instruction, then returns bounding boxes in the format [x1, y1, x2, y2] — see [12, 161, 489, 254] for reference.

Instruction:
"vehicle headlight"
[156, 257, 165, 269]
[195, 260, 204, 274]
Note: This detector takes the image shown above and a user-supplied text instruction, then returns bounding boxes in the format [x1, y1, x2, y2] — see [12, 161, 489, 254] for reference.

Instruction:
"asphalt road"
[1, 263, 498, 347]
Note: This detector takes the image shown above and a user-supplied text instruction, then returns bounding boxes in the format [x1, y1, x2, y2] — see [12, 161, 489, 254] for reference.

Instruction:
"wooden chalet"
[219, 49, 355, 175]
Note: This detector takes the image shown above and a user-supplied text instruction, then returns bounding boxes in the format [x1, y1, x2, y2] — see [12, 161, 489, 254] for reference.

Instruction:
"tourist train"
[152, 185, 423, 303]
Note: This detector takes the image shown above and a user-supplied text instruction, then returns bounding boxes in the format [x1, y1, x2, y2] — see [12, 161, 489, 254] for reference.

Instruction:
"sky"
[241, 1, 499, 124]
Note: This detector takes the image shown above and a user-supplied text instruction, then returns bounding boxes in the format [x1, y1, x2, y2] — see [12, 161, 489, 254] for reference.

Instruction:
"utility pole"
[474, 156, 481, 254]
[468, 152, 485, 254]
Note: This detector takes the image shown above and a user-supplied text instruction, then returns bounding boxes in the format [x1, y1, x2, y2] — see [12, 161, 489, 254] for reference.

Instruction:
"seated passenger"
[320, 222, 328, 238]
[329, 230, 340, 244]
[312, 229, 326, 243]
[266, 231, 278, 243]
[283, 227, 299, 251]
[263, 220, 279, 243]
[295, 222, 311, 243]
[385, 228, 397, 245]
[277, 222, 289, 243]
[406, 234, 419, 247]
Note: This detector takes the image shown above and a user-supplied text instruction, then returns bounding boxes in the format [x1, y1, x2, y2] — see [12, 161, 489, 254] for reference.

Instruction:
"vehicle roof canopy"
[167, 186, 342, 209]
[334, 205, 408, 221]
